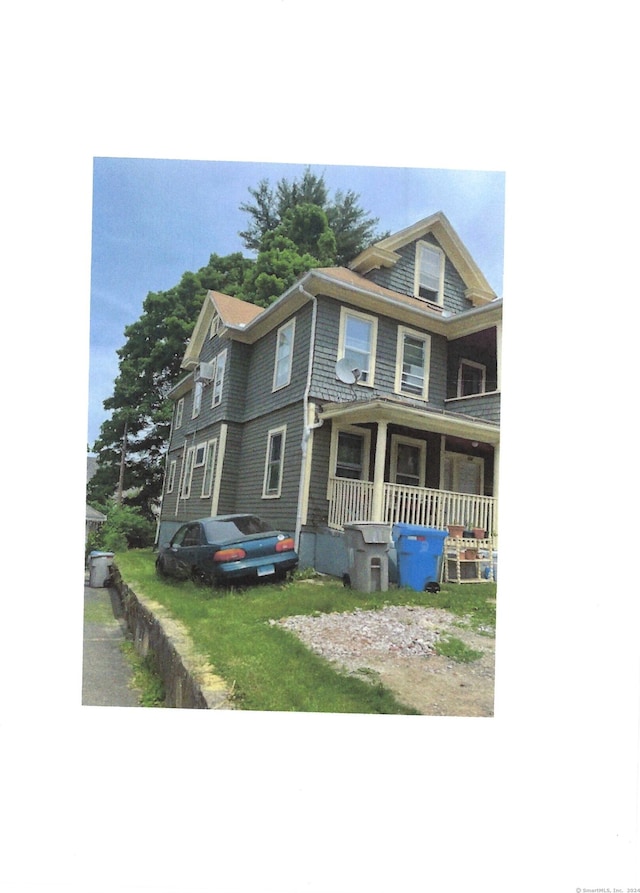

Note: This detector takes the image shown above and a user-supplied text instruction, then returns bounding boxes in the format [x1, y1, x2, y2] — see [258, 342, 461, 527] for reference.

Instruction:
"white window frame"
[166, 459, 177, 494]
[272, 318, 295, 391]
[390, 435, 426, 488]
[262, 426, 287, 499]
[201, 437, 218, 498]
[209, 312, 220, 339]
[175, 397, 184, 429]
[211, 348, 227, 408]
[338, 307, 377, 386]
[328, 424, 372, 482]
[180, 446, 196, 499]
[192, 380, 203, 418]
[414, 240, 445, 305]
[395, 326, 431, 399]
[457, 358, 487, 397]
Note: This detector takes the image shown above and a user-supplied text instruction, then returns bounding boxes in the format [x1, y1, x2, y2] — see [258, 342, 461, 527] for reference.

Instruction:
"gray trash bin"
[343, 523, 392, 593]
[88, 551, 114, 588]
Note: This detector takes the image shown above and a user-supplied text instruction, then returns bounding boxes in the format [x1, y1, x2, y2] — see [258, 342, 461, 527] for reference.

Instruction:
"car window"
[203, 516, 272, 541]
[182, 525, 202, 547]
[171, 525, 190, 546]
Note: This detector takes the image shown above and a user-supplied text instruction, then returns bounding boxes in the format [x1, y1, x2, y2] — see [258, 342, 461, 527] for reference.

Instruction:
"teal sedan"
[156, 514, 299, 585]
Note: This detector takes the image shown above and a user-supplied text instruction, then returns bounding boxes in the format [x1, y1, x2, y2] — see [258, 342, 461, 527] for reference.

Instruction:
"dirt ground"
[275, 604, 495, 716]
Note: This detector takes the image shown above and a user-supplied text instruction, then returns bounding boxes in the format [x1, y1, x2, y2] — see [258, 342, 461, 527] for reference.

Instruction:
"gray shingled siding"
[366, 234, 470, 314]
[233, 403, 303, 534]
[445, 392, 501, 425]
[309, 295, 448, 411]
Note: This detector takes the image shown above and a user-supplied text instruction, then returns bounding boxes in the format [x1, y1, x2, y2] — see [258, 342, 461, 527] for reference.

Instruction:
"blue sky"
[89, 158, 505, 446]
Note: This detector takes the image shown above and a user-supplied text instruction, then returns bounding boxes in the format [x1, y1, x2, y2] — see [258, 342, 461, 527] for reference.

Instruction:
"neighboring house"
[157, 212, 502, 576]
[86, 455, 107, 540]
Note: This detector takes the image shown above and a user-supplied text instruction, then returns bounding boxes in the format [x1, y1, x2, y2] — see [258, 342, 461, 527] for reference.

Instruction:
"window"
[414, 241, 444, 304]
[331, 426, 371, 480]
[263, 427, 286, 498]
[209, 312, 220, 339]
[390, 435, 426, 487]
[211, 348, 227, 407]
[443, 452, 484, 495]
[180, 447, 196, 499]
[175, 398, 184, 429]
[194, 442, 207, 467]
[396, 327, 430, 398]
[338, 308, 377, 384]
[166, 459, 177, 494]
[457, 359, 486, 397]
[201, 438, 218, 498]
[273, 318, 295, 391]
[192, 380, 203, 418]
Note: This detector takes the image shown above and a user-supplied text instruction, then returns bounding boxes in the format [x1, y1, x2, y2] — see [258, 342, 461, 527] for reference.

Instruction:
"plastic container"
[88, 551, 114, 588]
[343, 522, 392, 592]
[392, 524, 448, 591]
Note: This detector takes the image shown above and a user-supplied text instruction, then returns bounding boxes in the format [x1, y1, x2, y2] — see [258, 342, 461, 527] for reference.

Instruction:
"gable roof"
[182, 290, 264, 367]
[349, 210, 497, 306]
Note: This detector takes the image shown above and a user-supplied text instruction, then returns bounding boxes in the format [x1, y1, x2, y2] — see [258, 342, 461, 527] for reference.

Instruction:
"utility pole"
[117, 419, 128, 505]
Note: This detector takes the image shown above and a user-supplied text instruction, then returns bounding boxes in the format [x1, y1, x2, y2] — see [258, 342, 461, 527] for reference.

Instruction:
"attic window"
[414, 241, 444, 305]
[209, 313, 220, 338]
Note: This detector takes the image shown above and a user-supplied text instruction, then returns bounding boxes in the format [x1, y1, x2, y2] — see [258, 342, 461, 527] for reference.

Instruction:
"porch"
[327, 476, 497, 535]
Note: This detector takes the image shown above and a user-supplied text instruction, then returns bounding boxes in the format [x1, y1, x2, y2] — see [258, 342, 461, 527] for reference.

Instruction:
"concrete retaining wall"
[111, 565, 233, 710]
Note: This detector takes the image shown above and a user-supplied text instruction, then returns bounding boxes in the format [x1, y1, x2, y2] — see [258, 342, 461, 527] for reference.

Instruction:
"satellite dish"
[335, 358, 361, 384]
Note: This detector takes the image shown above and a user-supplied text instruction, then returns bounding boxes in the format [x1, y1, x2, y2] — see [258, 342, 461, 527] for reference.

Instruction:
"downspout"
[294, 285, 323, 552]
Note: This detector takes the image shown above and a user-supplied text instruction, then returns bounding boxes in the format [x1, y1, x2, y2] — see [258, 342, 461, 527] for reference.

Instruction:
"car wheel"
[190, 566, 207, 585]
[156, 558, 167, 577]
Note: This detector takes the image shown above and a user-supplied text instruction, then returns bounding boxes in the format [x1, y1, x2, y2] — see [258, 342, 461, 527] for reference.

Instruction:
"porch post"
[371, 420, 387, 522]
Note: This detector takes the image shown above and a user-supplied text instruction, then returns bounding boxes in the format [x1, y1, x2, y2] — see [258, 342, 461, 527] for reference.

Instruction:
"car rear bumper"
[214, 553, 299, 582]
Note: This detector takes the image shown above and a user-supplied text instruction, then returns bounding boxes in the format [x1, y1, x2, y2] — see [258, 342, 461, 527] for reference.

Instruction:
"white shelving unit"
[443, 537, 497, 584]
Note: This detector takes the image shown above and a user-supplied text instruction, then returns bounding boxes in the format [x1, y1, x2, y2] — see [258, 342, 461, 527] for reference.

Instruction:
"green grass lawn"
[114, 549, 497, 714]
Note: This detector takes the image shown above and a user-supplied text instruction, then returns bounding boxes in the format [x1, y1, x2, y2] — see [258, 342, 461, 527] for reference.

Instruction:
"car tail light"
[214, 547, 246, 562]
[275, 537, 295, 553]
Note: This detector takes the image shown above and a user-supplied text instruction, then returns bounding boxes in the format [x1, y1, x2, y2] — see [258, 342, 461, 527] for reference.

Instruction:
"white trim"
[262, 425, 287, 499]
[442, 451, 485, 495]
[395, 325, 431, 399]
[272, 317, 296, 391]
[337, 306, 378, 386]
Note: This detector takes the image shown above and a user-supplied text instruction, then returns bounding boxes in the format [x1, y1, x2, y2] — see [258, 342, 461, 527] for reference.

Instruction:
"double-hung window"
[174, 398, 184, 429]
[192, 380, 203, 418]
[166, 459, 177, 494]
[180, 446, 196, 499]
[396, 327, 430, 398]
[211, 348, 227, 407]
[331, 425, 371, 480]
[201, 438, 218, 498]
[263, 426, 286, 498]
[273, 318, 295, 391]
[414, 241, 444, 304]
[338, 308, 377, 385]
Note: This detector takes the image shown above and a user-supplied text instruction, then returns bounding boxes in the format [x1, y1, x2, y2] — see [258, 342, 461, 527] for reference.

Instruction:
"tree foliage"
[89, 168, 382, 515]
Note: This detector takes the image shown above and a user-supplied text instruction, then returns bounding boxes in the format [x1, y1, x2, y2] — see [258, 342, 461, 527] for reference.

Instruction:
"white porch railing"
[327, 477, 496, 535]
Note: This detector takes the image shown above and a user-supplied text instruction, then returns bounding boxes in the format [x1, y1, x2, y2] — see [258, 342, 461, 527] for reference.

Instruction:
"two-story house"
[157, 211, 502, 577]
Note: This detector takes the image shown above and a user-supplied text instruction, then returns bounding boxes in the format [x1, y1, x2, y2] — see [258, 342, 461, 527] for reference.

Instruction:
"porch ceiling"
[317, 398, 500, 444]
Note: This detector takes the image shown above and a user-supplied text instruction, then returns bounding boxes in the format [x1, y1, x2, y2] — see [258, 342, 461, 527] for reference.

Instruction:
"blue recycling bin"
[392, 524, 448, 591]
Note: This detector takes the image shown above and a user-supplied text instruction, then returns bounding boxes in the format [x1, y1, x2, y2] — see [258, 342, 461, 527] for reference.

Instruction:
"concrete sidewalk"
[82, 575, 141, 707]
